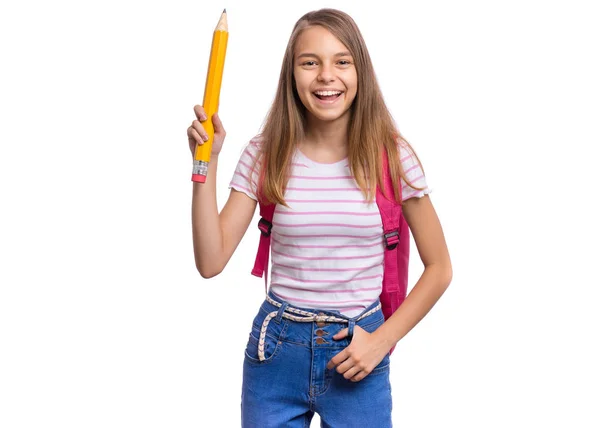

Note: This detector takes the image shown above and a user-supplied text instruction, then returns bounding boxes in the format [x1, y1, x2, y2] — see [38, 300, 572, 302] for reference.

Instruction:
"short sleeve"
[398, 142, 433, 201]
[228, 138, 262, 201]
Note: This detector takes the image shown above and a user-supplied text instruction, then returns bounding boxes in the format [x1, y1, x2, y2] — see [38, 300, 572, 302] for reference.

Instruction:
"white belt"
[255, 294, 382, 361]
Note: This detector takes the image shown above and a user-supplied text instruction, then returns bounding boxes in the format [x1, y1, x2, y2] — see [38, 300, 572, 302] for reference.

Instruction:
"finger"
[212, 112, 226, 135]
[333, 328, 348, 340]
[343, 365, 362, 381]
[335, 355, 356, 375]
[326, 348, 348, 370]
[350, 370, 367, 382]
[188, 126, 204, 144]
[191, 120, 209, 142]
[193, 105, 208, 122]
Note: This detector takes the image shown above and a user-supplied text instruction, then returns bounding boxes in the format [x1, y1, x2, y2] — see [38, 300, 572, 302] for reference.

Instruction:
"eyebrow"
[297, 52, 352, 59]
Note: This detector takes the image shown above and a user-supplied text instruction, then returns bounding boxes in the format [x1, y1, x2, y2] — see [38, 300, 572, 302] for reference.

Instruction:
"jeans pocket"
[243, 320, 285, 365]
[359, 312, 385, 333]
[357, 314, 390, 375]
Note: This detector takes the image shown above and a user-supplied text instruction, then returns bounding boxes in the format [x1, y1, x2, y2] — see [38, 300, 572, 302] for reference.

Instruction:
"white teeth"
[314, 90, 342, 96]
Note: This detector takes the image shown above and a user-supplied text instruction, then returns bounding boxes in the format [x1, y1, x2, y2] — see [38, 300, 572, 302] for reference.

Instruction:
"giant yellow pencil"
[192, 9, 228, 183]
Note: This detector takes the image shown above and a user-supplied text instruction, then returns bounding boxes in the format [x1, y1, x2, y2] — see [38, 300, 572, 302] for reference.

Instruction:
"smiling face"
[293, 26, 358, 128]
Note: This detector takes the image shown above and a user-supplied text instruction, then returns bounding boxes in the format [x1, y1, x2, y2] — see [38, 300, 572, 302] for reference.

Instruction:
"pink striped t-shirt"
[228, 137, 432, 317]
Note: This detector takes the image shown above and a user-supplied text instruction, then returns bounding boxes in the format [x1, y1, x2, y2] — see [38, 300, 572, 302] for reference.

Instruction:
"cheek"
[346, 86, 358, 103]
[343, 73, 358, 99]
[350, 78, 358, 94]
[293, 71, 308, 89]
[295, 87, 310, 105]
[295, 79, 314, 102]
[293, 81, 311, 107]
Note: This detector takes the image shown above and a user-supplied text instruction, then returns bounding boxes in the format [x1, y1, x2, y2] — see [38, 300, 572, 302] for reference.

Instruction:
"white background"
[1, 0, 599, 426]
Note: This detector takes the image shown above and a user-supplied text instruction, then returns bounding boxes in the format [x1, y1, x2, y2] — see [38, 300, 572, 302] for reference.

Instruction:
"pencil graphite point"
[223, 8, 226, 13]
[215, 9, 228, 31]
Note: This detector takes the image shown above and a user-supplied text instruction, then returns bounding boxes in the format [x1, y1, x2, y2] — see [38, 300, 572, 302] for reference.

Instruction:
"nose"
[317, 63, 335, 83]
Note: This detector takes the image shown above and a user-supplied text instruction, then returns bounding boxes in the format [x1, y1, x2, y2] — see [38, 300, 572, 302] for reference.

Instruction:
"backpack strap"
[376, 148, 409, 356]
[376, 148, 402, 296]
[251, 168, 275, 295]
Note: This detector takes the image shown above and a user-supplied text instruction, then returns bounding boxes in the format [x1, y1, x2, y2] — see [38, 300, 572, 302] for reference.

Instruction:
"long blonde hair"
[251, 8, 427, 207]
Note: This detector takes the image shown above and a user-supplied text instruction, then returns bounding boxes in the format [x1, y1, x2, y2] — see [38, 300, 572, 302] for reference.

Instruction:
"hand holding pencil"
[188, 106, 226, 158]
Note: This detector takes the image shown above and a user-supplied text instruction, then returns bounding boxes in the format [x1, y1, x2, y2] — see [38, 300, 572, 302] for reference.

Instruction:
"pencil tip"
[223, 8, 226, 13]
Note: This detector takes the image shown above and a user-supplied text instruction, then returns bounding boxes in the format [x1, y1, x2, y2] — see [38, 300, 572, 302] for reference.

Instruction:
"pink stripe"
[272, 236, 382, 249]
[289, 175, 353, 180]
[340, 306, 369, 312]
[245, 150, 257, 162]
[400, 153, 414, 163]
[272, 272, 382, 284]
[292, 162, 309, 167]
[407, 174, 424, 185]
[276, 211, 379, 216]
[230, 182, 253, 195]
[272, 221, 380, 229]
[286, 187, 358, 191]
[405, 164, 419, 174]
[285, 199, 369, 203]
[272, 249, 384, 261]
[233, 170, 250, 182]
[275, 232, 382, 239]
[233, 171, 258, 188]
[271, 283, 381, 292]
[238, 159, 256, 171]
[273, 262, 382, 272]
[272, 290, 377, 305]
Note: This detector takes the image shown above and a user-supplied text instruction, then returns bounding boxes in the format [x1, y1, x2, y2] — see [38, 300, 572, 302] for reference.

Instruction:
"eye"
[338, 60, 352, 66]
[302, 60, 317, 66]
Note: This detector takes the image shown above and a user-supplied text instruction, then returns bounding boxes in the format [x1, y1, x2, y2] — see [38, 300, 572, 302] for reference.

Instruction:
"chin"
[309, 108, 351, 123]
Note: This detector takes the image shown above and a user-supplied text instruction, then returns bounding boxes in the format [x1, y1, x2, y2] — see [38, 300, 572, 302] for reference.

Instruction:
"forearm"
[191, 155, 224, 277]
[373, 263, 452, 349]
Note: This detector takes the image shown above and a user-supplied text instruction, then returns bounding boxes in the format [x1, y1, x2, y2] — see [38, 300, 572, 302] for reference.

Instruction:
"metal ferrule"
[193, 160, 209, 176]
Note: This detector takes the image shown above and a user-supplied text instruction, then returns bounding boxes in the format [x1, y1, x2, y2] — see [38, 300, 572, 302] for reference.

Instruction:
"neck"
[302, 112, 350, 150]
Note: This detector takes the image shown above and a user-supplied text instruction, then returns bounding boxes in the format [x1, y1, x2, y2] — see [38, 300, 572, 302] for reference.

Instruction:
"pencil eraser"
[192, 174, 206, 183]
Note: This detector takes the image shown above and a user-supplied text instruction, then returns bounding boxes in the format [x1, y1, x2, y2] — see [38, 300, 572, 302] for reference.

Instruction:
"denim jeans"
[241, 290, 393, 427]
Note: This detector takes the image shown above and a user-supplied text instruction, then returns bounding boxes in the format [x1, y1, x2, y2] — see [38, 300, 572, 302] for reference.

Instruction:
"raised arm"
[188, 105, 257, 278]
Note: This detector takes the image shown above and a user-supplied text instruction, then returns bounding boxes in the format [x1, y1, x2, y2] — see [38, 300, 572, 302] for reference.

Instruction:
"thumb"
[212, 112, 225, 135]
[332, 328, 348, 340]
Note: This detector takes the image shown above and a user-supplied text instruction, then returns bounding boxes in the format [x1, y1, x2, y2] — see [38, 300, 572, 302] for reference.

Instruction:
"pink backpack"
[250, 149, 409, 355]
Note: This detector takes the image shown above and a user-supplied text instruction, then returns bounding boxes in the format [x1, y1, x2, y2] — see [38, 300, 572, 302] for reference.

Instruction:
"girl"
[187, 8, 452, 427]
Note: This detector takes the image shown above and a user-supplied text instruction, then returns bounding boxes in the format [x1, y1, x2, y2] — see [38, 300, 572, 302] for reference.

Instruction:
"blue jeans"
[241, 290, 393, 427]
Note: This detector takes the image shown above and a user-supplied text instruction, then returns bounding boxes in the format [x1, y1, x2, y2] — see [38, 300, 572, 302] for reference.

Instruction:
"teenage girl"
[187, 8, 452, 428]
